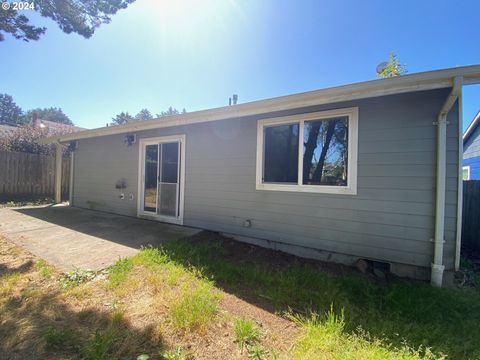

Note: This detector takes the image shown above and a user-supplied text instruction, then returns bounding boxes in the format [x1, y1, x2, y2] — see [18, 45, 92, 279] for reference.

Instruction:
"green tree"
[0, 93, 23, 124]
[0, 8, 45, 42]
[135, 108, 153, 121]
[156, 107, 186, 117]
[0, 0, 135, 42]
[111, 111, 134, 126]
[377, 52, 407, 78]
[22, 107, 73, 125]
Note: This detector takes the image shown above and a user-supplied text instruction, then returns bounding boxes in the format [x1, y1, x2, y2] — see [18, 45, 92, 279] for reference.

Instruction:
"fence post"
[55, 143, 62, 203]
[462, 180, 480, 252]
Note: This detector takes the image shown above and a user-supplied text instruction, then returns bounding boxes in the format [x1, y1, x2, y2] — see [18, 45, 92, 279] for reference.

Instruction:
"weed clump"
[59, 268, 96, 288]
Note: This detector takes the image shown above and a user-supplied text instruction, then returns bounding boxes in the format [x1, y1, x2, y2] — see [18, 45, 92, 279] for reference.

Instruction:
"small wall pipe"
[431, 76, 462, 287]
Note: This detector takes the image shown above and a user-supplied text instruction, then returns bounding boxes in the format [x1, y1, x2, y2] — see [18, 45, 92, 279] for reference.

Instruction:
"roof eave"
[463, 110, 480, 144]
[42, 64, 480, 144]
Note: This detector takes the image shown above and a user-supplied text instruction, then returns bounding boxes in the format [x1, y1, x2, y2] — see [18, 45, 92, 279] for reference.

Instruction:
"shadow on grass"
[160, 231, 480, 360]
[0, 260, 34, 276]
[0, 281, 164, 359]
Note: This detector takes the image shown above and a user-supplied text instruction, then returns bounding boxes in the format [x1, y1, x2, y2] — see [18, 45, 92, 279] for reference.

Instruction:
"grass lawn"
[1, 232, 479, 359]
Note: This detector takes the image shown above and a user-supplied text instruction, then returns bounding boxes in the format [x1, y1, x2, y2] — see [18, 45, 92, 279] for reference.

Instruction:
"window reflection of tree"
[303, 117, 348, 186]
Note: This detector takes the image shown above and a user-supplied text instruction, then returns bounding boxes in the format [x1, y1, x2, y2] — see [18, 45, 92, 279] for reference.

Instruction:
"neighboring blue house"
[464, 111, 480, 180]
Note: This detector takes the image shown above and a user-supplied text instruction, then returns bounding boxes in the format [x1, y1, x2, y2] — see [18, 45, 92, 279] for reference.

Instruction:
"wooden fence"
[0, 150, 70, 200]
[462, 180, 480, 251]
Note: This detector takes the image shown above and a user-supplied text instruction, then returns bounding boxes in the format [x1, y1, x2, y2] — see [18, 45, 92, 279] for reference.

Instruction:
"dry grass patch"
[0, 271, 22, 296]
[35, 259, 55, 278]
[168, 281, 221, 334]
[107, 249, 223, 335]
[0, 237, 164, 359]
[63, 283, 95, 301]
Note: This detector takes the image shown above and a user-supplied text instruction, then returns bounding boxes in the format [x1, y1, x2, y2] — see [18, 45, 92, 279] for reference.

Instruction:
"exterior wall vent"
[124, 134, 136, 146]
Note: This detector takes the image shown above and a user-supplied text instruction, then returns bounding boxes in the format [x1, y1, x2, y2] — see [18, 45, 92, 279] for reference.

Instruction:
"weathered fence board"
[462, 180, 480, 251]
[0, 150, 70, 200]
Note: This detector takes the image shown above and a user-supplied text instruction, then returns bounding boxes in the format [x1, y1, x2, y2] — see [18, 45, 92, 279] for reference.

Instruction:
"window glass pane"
[263, 123, 299, 183]
[303, 116, 348, 186]
[161, 142, 178, 184]
[144, 144, 158, 212]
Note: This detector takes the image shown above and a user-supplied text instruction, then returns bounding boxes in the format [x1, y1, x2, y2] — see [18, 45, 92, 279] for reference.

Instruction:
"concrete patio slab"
[0, 205, 200, 272]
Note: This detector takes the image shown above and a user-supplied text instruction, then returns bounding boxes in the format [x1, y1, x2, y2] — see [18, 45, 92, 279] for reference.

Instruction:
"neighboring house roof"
[44, 64, 480, 144]
[463, 110, 480, 145]
[0, 119, 85, 139]
[35, 119, 86, 132]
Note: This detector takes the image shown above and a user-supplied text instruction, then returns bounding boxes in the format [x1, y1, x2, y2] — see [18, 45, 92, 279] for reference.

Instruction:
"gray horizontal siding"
[72, 88, 459, 271]
[464, 124, 480, 159]
[73, 133, 139, 217]
[186, 217, 434, 266]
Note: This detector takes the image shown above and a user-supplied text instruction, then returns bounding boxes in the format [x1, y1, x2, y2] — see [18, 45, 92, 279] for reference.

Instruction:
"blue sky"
[1, 0, 479, 130]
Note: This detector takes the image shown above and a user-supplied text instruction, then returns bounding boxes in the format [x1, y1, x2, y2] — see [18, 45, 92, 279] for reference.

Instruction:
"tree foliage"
[111, 111, 134, 125]
[377, 52, 407, 78]
[0, 94, 74, 126]
[303, 119, 347, 185]
[23, 107, 73, 125]
[0, 93, 23, 124]
[156, 107, 186, 117]
[0, 124, 74, 155]
[110, 107, 187, 126]
[0, 0, 135, 42]
[0, 8, 45, 42]
[135, 108, 153, 121]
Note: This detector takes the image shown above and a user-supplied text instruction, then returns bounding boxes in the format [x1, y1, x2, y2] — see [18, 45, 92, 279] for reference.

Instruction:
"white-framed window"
[463, 166, 471, 180]
[256, 107, 358, 195]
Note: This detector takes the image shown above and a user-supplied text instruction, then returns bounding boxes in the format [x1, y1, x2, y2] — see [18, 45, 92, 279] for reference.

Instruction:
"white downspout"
[431, 76, 462, 287]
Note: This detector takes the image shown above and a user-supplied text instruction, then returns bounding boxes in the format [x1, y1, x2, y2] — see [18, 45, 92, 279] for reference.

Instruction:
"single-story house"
[463, 110, 480, 180]
[44, 65, 480, 287]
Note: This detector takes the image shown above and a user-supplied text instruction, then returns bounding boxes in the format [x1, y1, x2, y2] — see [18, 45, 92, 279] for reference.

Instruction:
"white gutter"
[455, 86, 464, 271]
[463, 110, 480, 143]
[431, 76, 462, 287]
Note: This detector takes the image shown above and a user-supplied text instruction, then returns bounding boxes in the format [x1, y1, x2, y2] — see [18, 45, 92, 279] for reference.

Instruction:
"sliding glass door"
[157, 142, 179, 217]
[139, 136, 184, 224]
[144, 144, 158, 212]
